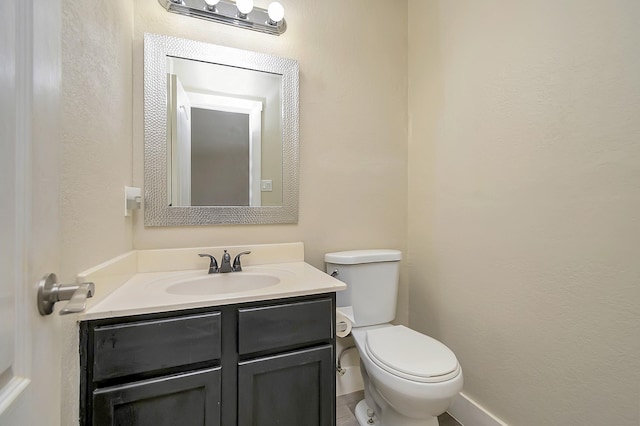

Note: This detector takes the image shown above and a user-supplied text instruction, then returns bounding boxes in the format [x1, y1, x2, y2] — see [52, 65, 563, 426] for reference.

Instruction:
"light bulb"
[236, 0, 254, 15]
[267, 2, 284, 23]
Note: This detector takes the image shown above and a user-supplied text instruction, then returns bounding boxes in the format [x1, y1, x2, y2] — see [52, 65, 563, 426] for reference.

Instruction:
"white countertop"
[81, 261, 346, 321]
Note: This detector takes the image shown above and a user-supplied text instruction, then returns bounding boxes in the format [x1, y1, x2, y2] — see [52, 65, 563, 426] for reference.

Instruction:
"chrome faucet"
[199, 250, 251, 274]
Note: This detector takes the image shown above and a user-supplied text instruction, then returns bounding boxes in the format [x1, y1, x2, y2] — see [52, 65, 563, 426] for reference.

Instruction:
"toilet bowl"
[326, 249, 463, 426]
[351, 325, 463, 426]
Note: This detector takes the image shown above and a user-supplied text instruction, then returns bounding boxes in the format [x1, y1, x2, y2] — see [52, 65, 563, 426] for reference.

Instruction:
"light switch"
[261, 180, 273, 192]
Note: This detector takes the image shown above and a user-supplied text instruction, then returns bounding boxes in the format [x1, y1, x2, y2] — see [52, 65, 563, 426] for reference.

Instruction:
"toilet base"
[355, 400, 378, 425]
[354, 399, 439, 426]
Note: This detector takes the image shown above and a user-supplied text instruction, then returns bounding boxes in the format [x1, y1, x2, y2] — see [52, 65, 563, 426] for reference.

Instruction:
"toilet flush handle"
[330, 269, 339, 277]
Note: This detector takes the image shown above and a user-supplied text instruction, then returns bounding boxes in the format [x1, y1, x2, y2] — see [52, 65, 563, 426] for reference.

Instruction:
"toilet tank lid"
[325, 249, 402, 265]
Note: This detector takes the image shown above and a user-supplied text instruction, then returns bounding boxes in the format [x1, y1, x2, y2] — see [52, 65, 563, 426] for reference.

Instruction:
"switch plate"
[261, 180, 273, 192]
[124, 186, 142, 217]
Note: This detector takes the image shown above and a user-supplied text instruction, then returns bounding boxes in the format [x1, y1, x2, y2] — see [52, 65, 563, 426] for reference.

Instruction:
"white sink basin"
[146, 270, 282, 295]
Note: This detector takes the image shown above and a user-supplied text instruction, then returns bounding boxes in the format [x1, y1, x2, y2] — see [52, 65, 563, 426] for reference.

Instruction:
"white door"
[0, 0, 63, 425]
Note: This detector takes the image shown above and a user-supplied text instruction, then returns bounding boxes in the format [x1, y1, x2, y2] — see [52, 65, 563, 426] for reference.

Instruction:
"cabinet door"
[238, 345, 334, 426]
[92, 368, 221, 426]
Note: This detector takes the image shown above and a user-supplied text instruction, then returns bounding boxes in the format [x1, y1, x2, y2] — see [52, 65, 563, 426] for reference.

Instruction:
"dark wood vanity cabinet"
[80, 294, 336, 426]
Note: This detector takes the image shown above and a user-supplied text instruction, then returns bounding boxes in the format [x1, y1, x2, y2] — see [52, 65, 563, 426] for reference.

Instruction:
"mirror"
[144, 33, 299, 226]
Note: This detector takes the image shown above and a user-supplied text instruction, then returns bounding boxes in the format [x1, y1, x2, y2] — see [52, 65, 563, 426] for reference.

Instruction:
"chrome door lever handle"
[37, 273, 95, 316]
[59, 282, 94, 315]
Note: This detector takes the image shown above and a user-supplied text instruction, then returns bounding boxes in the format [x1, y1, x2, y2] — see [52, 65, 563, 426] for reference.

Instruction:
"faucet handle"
[232, 251, 251, 272]
[198, 253, 219, 274]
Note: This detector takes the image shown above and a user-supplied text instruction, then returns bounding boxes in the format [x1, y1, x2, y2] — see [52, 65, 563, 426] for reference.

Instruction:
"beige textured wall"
[408, 1, 640, 425]
[132, 0, 409, 323]
[60, 2, 133, 424]
[61, 0, 134, 279]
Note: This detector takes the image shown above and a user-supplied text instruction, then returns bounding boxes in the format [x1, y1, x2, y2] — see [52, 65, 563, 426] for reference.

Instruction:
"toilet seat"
[365, 325, 460, 383]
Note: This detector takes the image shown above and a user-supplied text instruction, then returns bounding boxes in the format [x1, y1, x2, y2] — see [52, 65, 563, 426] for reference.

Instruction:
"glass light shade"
[267, 2, 284, 23]
[236, 0, 254, 14]
[204, 0, 220, 5]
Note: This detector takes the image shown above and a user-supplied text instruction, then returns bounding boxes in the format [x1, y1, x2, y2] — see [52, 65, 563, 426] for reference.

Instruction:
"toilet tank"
[325, 249, 402, 327]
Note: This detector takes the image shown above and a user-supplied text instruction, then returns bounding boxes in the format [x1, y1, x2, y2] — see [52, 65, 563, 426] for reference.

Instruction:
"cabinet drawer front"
[238, 298, 332, 355]
[93, 312, 221, 382]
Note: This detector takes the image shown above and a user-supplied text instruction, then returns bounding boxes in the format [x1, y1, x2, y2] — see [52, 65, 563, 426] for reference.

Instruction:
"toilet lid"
[365, 325, 460, 383]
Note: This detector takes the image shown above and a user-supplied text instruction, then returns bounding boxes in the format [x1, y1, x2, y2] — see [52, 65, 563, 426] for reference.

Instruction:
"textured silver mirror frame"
[143, 33, 299, 226]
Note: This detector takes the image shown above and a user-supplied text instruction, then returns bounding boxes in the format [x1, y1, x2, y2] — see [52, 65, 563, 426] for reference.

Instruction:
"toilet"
[326, 249, 463, 426]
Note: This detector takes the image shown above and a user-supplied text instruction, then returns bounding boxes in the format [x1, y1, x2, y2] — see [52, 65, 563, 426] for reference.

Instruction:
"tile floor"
[337, 391, 461, 426]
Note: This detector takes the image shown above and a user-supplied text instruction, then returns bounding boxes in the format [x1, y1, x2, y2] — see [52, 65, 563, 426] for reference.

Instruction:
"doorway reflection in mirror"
[167, 57, 282, 207]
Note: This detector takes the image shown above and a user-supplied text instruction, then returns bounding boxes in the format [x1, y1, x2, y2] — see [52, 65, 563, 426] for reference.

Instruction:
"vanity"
[75, 243, 345, 426]
[80, 294, 335, 426]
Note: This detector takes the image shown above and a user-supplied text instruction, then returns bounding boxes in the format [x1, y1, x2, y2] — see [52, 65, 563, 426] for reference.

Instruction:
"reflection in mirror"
[167, 57, 283, 207]
[144, 33, 299, 226]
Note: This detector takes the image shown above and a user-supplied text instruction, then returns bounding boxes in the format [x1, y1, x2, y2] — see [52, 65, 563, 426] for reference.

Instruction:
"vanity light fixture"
[159, 0, 287, 36]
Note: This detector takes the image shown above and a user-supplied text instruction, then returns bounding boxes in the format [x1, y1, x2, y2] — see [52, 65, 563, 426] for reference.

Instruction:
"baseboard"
[447, 392, 508, 426]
